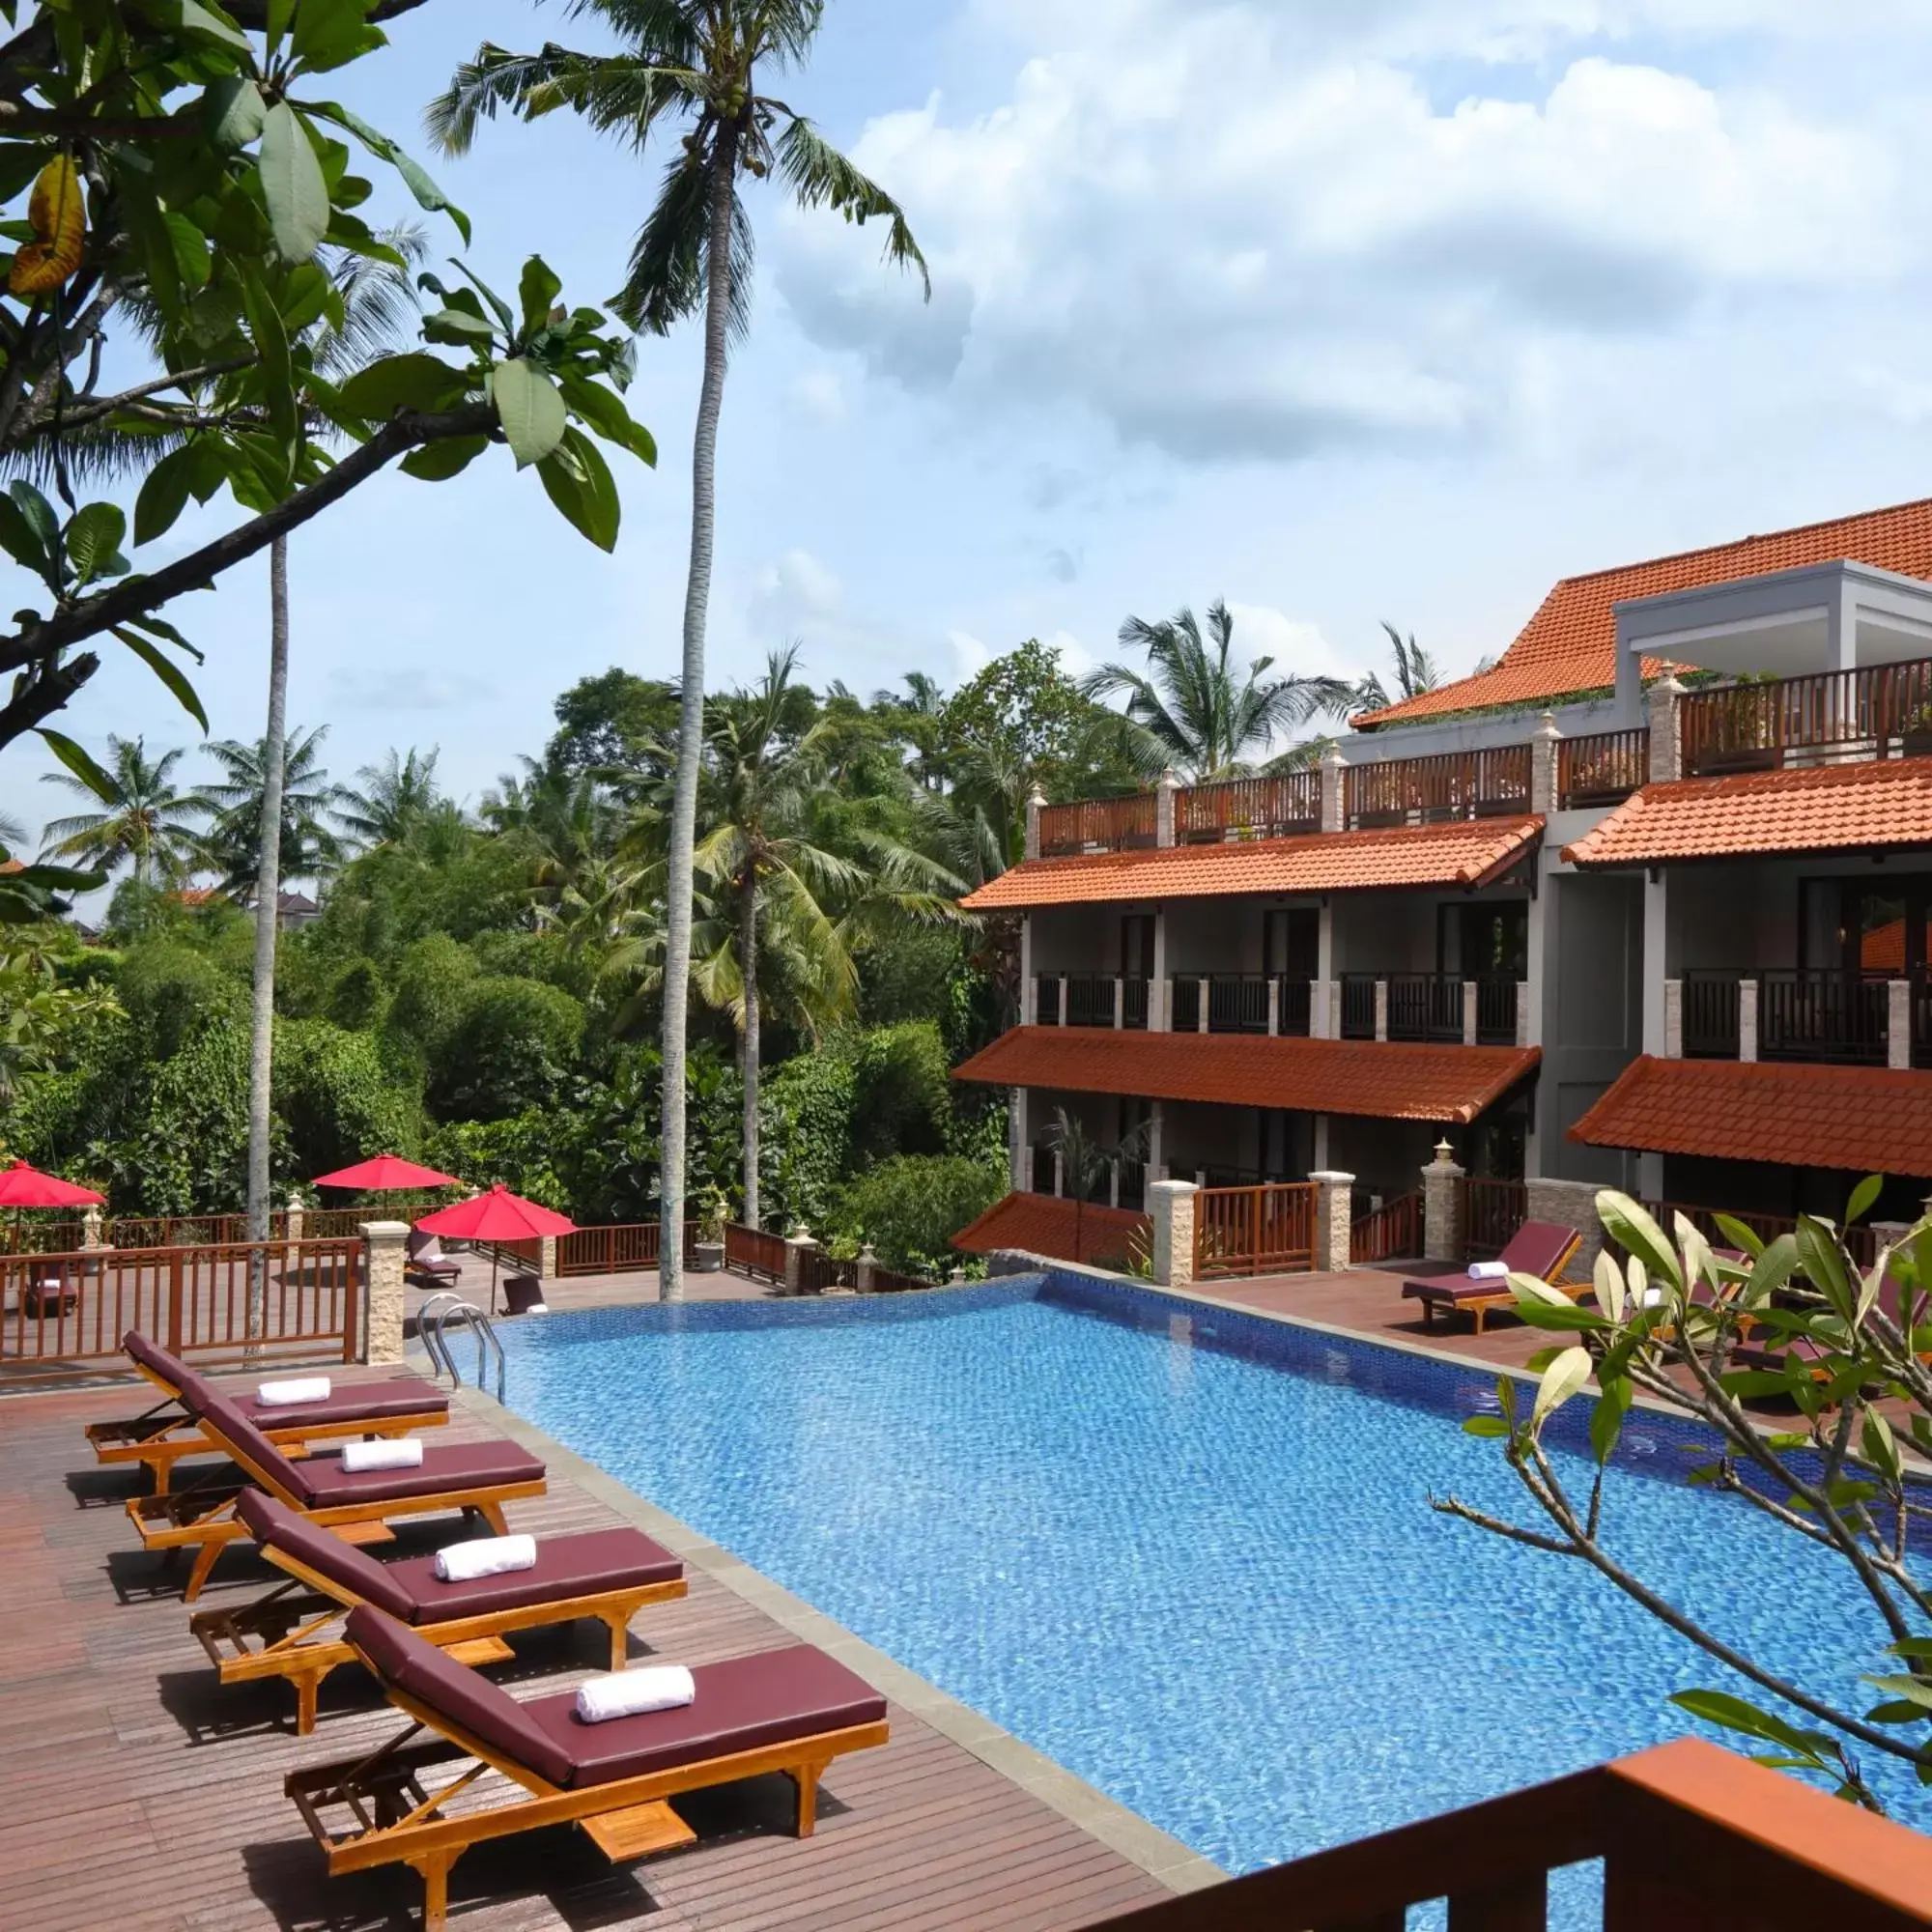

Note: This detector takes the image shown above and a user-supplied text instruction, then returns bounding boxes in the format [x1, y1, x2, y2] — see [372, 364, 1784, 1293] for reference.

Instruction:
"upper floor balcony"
[1676, 654, 1932, 777]
[1669, 967, 1931, 1068]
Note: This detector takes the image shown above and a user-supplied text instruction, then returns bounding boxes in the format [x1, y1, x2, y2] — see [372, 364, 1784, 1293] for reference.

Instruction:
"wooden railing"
[1681, 655, 1932, 777]
[1177, 771, 1321, 842]
[1194, 1181, 1316, 1277]
[1557, 726, 1649, 809]
[1350, 1191, 1419, 1265]
[1086, 1738, 1932, 1930]
[1037, 793, 1156, 857]
[724, 1223, 787, 1285]
[1636, 1197, 1878, 1273]
[1343, 745, 1531, 828]
[1463, 1177, 1528, 1259]
[557, 1222, 662, 1277]
[1, 1236, 361, 1378]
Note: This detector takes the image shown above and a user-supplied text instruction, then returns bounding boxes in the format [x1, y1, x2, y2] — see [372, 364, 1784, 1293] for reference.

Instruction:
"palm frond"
[615, 152, 754, 337]
[773, 113, 929, 298]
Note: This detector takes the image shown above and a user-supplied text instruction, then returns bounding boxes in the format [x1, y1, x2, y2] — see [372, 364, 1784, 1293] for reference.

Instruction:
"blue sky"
[12, 0, 1932, 849]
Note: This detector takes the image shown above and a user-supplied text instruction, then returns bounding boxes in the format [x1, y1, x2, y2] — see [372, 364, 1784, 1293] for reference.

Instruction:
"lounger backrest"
[345, 1605, 574, 1787]
[122, 1328, 190, 1392]
[1498, 1221, 1579, 1282]
[191, 1384, 318, 1506]
[236, 1491, 416, 1619]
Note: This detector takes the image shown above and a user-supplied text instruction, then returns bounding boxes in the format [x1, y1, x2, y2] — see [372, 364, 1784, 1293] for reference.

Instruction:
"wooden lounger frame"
[286, 1685, 889, 1932]
[88, 1357, 448, 1493]
[125, 1409, 546, 1602]
[190, 1538, 688, 1732]
[1414, 1232, 1584, 1335]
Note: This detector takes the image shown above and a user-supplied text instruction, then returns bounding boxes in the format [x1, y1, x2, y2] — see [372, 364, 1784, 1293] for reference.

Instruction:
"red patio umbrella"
[311, 1154, 461, 1190]
[415, 1184, 576, 1314]
[0, 1157, 104, 1256]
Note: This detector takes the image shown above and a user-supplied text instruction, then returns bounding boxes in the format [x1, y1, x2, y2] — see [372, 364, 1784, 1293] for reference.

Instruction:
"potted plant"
[694, 1187, 727, 1273]
[1903, 700, 1932, 760]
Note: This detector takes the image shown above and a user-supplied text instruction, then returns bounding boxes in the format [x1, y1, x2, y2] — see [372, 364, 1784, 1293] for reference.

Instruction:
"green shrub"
[759, 1049, 856, 1232]
[849, 1021, 950, 1167]
[425, 1109, 572, 1210]
[428, 976, 585, 1122]
[276, 1019, 420, 1179]
[831, 1152, 1006, 1278]
[115, 944, 245, 1061]
[326, 957, 388, 1031]
[384, 932, 477, 1063]
[124, 1017, 256, 1213]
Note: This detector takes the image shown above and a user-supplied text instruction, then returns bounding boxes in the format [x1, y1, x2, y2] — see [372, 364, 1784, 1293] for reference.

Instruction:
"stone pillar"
[1149, 1179, 1198, 1288]
[1309, 1169, 1355, 1274]
[1155, 768, 1180, 848]
[783, 1226, 819, 1295]
[1020, 915, 1035, 1024]
[856, 1243, 877, 1293]
[360, 1220, 409, 1366]
[1059, 975, 1069, 1026]
[1663, 980, 1683, 1059]
[538, 1235, 557, 1279]
[1313, 1113, 1330, 1169]
[1374, 979, 1389, 1042]
[1114, 977, 1124, 1029]
[1647, 676, 1684, 784]
[1052, 1151, 1065, 1198]
[1109, 1160, 1121, 1208]
[1641, 870, 1669, 1057]
[1266, 977, 1280, 1037]
[1515, 981, 1530, 1049]
[1422, 1142, 1465, 1264]
[1320, 746, 1346, 833]
[1530, 710, 1561, 815]
[1197, 979, 1209, 1035]
[1151, 911, 1168, 1032]
[1738, 979, 1759, 1064]
[81, 1204, 104, 1250]
[1462, 980, 1479, 1046]
[284, 1196, 305, 1243]
[1890, 980, 1913, 1070]
[1010, 1087, 1029, 1190]
[1025, 784, 1045, 861]
[1525, 1178, 1609, 1277]
[948, 1264, 968, 1286]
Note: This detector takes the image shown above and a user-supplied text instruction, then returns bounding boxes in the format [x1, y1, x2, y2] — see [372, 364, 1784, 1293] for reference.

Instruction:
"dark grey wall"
[1541, 871, 1644, 1183]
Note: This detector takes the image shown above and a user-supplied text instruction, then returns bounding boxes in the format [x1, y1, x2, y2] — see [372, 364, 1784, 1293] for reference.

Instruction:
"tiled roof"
[1354, 497, 1932, 729]
[952, 1190, 1149, 1268]
[954, 1027, 1540, 1123]
[961, 817, 1541, 911]
[1562, 759, 1932, 867]
[1570, 1056, 1932, 1179]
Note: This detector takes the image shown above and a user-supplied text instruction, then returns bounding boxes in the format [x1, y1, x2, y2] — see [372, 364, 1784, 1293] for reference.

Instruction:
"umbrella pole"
[492, 1251, 500, 1319]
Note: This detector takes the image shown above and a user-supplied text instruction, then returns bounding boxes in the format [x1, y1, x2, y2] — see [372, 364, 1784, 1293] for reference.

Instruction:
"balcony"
[1037, 793, 1156, 858]
[1171, 974, 1275, 1035]
[1679, 655, 1932, 778]
[1556, 726, 1649, 809]
[1036, 974, 1150, 1029]
[1340, 973, 1522, 1045]
[1176, 771, 1321, 842]
[1342, 745, 1531, 829]
[1676, 967, 1929, 1067]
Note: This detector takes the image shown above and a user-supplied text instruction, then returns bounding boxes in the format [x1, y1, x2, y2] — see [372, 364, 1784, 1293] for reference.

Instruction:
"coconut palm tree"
[431, 0, 929, 1298]
[198, 728, 347, 898]
[337, 747, 444, 853]
[1351, 620, 1442, 713]
[38, 736, 210, 884]
[1085, 600, 1354, 782]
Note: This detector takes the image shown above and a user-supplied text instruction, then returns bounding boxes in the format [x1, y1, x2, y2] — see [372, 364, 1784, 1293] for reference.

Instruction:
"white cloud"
[1042, 628, 1094, 679]
[775, 2, 1905, 464]
[789, 366, 848, 424]
[1224, 604, 1366, 686]
[950, 629, 992, 679]
[327, 666, 483, 712]
[749, 547, 845, 633]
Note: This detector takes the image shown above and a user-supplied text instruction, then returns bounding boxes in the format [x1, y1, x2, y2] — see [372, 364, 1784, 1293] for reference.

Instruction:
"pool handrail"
[1084, 1737, 1932, 1929]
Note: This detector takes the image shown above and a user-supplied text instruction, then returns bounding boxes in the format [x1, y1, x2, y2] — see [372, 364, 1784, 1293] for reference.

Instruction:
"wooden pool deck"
[0, 1368, 1199, 1932]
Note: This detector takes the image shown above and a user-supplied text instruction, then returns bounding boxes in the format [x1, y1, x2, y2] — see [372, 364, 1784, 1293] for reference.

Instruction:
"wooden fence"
[1176, 771, 1321, 842]
[1463, 1177, 1528, 1259]
[724, 1223, 787, 1285]
[1556, 726, 1649, 809]
[1037, 793, 1156, 857]
[556, 1222, 665, 1277]
[1, 1236, 361, 1379]
[1343, 745, 1532, 828]
[1681, 655, 1932, 776]
[1350, 1192, 1420, 1266]
[1194, 1182, 1316, 1278]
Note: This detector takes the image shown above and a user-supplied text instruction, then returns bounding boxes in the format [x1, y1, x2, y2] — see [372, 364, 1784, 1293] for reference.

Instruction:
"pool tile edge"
[452, 1379, 1226, 1896]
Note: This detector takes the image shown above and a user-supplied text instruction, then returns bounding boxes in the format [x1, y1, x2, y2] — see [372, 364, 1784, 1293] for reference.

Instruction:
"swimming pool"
[493, 1273, 1916, 1881]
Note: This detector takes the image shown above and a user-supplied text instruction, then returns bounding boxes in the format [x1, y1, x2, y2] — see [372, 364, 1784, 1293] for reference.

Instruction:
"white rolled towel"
[1465, 1261, 1510, 1281]
[435, 1534, 538, 1582]
[576, 1665, 696, 1724]
[339, 1436, 424, 1473]
[258, 1376, 330, 1406]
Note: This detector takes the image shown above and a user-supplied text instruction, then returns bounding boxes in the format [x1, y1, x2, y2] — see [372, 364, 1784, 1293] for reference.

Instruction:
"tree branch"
[0, 650, 99, 747]
[48, 357, 253, 429]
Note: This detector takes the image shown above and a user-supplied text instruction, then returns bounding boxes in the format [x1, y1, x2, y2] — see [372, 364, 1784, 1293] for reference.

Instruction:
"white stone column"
[784, 1226, 820, 1294]
[856, 1243, 877, 1293]
[1515, 981, 1530, 1049]
[1149, 1179, 1199, 1288]
[1114, 977, 1125, 1029]
[1663, 980, 1684, 1059]
[1890, 980, 1913, 1070]
[1739, 980, 1759, 1064]
[538, 1235, 557, 1279]
[1641, 870, 1669, 1057]
[1313, 1112, 1330, 1170]
[1462, 980, 1479, 1046]
[1530, 710, 1561, 815]
[1109, 1160, 1121, 1208]
[1266, 978, 1280, 1037]
[1155, 768, 1180, 848]
[1320, 745, 1347, 833]
[1151, 911, 1169, 1032]
[1052, 1151, 1065, 1198]
[1421, 1143, 1465, 1264]
[1647, 676, 1684, 784]
[1316, 901, 1336, 1037]
[284, 1196, 305, 1243]
[1011, 1087, 1030, 1190]
[1149, 1100, 1164, 1180]
[1310, 1169, 1355, 1274]
[360, 1220, 409, 1366]
[1374, 979, 1389, 1042]
[1020, 915, 1035, 1024]
[81, 1204, 104, 1250]
[1197, 979, 1209, 1035]
[1025, 784, 1045, 861]
[1059, 975, 1069, 1026]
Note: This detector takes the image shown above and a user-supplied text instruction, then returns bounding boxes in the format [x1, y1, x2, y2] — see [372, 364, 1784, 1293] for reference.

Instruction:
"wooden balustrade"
[1194, 1182, 1316, 1278]
[1350, 1191, 1419, 1265]
[1086, 1738, 1932, 1930]
[1463, 1177, 1528, 1259]
[1635, 1197, 1878, 1272]
[556, 1222, 663, 1276]
[1557, 726, 1650, 808]
[1037, 793, 1157, 857]
[1344, 745, 1531, 828]
[724, 1223, 787, 1285]
[1176, 771, 1321, 842]
[1681, 655, 1932, 776]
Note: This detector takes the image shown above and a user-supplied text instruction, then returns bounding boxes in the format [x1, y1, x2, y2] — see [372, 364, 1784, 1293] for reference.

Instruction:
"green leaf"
[300, 99, 472, 244]
[35, 728, 116, 802]
[491, 357, 566, 469]
[161, 213, 213, 292]
[110, 628, 208, 732]
[448, 260, 516, 336]
[518, 255, 563, 334]
[289, 0, 383, 72]
[1462, 1415, 1511, 1438]
[422, 307, 497, 349]
[239, 265, 298, 456]
[179, 0, 250, 52]
[1531, 1345, 1592, 1430]
[337, 353, 470, 422]
[1797, 1215, 1854, 1320]
[399, 435, 489, 482]
[1669, 1689, 1835, 1760]
[1589, 1370, 1632, 1465]
[1597, 1189, 1681, 1292]
[535, 425, 620, 552]
[10, 480, 59, 553]
[1847, 1175, 1885, 1226]
[259, 101, 330, 264]
[1713, 1214, 1766, 1260]
[202, 75, 268, 149]
[65, 503, 127, 584]
[1862, 1674, 1932, 1711]
[133, 449, 199, 547]
[0, 489, 52, 578]
[1889, 1638, 1932, 1660]
[555, 370, 658, 464]
[1864, 1700, 1932, 1725]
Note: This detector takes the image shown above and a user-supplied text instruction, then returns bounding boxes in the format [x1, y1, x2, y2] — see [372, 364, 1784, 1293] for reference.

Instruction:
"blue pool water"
[493, 1274, 1917, 1885]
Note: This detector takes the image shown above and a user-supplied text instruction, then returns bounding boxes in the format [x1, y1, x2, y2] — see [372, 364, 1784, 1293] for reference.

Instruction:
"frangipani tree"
[1440, 1185, 1932, 1810]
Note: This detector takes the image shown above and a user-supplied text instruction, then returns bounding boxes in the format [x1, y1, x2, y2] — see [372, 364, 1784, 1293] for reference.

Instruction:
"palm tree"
[1045, 1106, 1151, 1267]
[432, 0, 929, 1299]
[1084, 600, 1353, 781]
[39, 736, 209, 884]
[337, 748, 444, 852]
[199, 728, 347, 898]
[1351, 620, 1442, 713]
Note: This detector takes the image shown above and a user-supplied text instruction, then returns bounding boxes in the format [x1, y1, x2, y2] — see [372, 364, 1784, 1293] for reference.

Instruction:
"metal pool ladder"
[417, 1293, 506, 1402]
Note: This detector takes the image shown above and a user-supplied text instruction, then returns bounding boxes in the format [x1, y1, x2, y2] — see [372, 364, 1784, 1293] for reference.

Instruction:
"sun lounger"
[1400, 1221, 1583, 1334]
[285, 1605, 890, 1931]
[87, 1331, 449, 1493]
[193, 1491, 687, 1732]
[1733, 1272, 1930, 1380]
[125, 1366, 545, 1602]
[407, 1229, 463, 1289]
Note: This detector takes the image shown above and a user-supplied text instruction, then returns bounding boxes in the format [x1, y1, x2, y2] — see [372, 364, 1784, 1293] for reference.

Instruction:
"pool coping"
[448, 1376, 1228, 1898]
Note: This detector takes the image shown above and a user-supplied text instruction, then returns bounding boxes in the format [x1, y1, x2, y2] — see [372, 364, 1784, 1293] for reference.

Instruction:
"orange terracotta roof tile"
[1355, 496, 1932, 729]
[1562, 759, 1932, 867]
[961, 817, 1541, 912]
[953, 1027, 1539, 1123]
[951, 1190, 1149, 1267]
[1570, 1056, 1932, 1179]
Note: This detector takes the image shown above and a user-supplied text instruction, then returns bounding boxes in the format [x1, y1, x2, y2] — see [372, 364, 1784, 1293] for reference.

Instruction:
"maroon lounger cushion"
[237, 1490, 418, 1618]
[122, 1330, 444, 1429]
[346, 1605, 886, 1792]
[297, 1438, 546, 1508]
[1401, 1221, 1579, 1304]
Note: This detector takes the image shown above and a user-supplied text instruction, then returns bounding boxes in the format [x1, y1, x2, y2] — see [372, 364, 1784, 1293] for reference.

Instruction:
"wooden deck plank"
[0, 1365, 1176, 1930]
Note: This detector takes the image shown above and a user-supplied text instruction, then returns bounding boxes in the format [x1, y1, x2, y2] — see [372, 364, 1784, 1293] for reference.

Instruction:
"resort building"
[952, 497, 1932, 1266]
